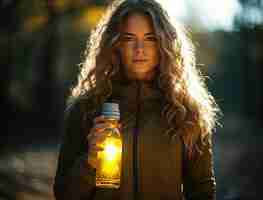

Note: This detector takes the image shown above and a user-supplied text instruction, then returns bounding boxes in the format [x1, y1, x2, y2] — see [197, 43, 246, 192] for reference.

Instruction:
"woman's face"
[118, 13, 160, 81]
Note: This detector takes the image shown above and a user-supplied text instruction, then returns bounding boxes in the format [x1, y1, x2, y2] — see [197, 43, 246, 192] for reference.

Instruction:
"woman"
[54, 0, 221, 199]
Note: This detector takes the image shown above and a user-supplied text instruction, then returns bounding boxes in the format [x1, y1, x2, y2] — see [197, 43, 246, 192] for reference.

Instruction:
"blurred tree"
[234, 0, 263, 124]
[0, 0, 20, 147]
[0, 1, 20, 198]
[236, 0, 263, 27]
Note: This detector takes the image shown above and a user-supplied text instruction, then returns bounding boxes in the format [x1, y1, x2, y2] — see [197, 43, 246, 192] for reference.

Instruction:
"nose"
[134, 40, 145, 55]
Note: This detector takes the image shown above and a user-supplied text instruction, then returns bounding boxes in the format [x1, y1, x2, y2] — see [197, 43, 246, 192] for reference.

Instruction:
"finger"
[89, 144, 104, 152]
[88, 132, 107, 142]
[93, 115, 105, 124]
[87, 125, 106, 139]
[88, 123, 114, 137]
[87, 127, 108, 140]
[88, 134, 111, 147]
[93, 122, 112, 130]
[87, 129, 111, 145]
[87, 130, 97, 140]
[88, 136, 98, 145]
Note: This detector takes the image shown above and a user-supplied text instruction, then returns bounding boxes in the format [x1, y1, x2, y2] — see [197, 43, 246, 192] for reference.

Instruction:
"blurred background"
[1, 0, 263, 199]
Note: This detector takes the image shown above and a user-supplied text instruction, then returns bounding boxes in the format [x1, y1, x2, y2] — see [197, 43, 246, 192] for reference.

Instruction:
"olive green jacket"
[53, 80, 216, 200]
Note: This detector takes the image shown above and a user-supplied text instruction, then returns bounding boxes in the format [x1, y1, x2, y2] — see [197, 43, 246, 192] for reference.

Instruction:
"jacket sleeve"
[53, 100, 96, 200]
[183, 134, 216, 200]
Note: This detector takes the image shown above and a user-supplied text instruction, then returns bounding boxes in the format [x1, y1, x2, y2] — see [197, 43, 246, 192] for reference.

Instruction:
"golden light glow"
[51, 0, 73, 12]
[74, 6, 105, 32]
[97, 137, 122, 178]
[23, 15, 48, 32]
[105, 143, 119, 161]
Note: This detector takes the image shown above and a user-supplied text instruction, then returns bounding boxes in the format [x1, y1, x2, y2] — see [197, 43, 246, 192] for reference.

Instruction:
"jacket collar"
[110, 75, 163, 103]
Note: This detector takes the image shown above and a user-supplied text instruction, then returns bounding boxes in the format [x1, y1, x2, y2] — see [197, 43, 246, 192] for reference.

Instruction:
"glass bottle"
[96, 102, 122, 189]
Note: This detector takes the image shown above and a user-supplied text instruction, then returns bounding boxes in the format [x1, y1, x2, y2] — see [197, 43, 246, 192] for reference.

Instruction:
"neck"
[125, 69, 157, 82]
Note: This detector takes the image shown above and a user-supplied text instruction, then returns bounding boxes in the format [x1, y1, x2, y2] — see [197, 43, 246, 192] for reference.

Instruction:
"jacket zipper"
[133, 80, 141, 200]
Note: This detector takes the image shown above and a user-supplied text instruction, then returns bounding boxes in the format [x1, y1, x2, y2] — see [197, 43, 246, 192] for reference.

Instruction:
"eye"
[145, 36, 158, 42]
[121, 36, 135, 42]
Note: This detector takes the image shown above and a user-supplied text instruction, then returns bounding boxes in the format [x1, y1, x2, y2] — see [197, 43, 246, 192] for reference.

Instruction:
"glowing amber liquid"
[96, 121, 122, 189]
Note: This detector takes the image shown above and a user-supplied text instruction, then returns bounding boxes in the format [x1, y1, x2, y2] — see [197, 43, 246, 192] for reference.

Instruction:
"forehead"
[120, 13, 155, 33]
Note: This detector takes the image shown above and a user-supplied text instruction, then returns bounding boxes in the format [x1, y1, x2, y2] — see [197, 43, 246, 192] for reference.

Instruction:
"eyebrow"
[122, 32, 156, 36]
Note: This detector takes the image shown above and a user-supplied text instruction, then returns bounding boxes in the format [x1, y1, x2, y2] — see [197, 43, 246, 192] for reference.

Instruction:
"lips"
[133, 59, 147, 62]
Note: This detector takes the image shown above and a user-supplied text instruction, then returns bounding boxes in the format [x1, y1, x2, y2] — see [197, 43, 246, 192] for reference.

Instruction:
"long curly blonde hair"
[70, 0, 221, 158]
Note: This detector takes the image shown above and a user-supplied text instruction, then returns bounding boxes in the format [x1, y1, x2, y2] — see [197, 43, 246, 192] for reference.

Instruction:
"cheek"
[150, 47, 160, 64]
[120, 47, 133, 64]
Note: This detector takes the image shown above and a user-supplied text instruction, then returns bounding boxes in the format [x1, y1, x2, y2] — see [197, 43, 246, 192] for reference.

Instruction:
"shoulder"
[64, 95, 99, 122]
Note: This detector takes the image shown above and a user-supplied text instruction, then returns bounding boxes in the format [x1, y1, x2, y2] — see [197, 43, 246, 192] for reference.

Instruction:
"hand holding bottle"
[86, 115, 113, 169]
[86, 102, 122, 188]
